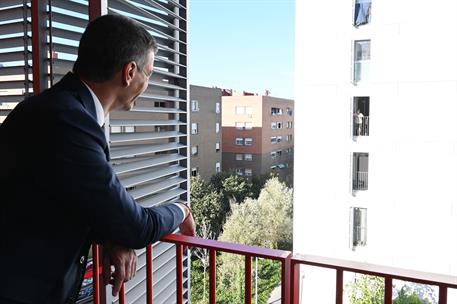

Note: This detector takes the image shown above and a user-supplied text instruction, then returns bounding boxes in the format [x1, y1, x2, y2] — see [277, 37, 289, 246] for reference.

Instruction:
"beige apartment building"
[222, 91, 294, 185]
[189, 85, 222, 180]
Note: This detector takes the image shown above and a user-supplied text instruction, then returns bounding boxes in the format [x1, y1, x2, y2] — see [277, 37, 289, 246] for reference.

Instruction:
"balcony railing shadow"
[90, 235, 457, 304]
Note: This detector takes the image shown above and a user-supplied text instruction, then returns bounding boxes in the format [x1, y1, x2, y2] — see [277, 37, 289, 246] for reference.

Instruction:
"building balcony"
[88, 234, 457, 304]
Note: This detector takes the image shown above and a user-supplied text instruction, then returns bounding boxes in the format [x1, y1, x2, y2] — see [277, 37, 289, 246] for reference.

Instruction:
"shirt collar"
[81, 81, 105, 127]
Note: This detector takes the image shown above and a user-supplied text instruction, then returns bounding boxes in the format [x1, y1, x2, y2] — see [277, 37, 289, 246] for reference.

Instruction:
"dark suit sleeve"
[53, 108, 184, 249]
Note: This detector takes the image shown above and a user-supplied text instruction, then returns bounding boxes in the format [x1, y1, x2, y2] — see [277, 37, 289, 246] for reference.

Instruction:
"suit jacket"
[0, 73, 184, 304]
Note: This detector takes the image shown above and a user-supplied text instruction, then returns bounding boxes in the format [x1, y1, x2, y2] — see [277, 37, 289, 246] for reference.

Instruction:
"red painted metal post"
[146, 245, 153, 304]
[119, 284, 125, 304]
[290, 259, 300, 304]
[438, 285, 448, 304]
[176, 244, 183, 304]
[245, 255, 252, 304]
[92, 243, 100, 304]
[335, 269, 343, 304]
[88, 0, 105, 21]
[282, 256, 291, 304]
[209, 249, 217, 304]
[31, 0, 46, 94]
[384, 277, 392, 304]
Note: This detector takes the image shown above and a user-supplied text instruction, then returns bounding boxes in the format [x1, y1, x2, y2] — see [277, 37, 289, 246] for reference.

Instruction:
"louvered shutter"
[0, 1, 189, 303]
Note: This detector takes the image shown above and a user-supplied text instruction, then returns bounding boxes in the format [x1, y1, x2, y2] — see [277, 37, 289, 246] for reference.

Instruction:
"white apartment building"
[294, 0, 457, 302]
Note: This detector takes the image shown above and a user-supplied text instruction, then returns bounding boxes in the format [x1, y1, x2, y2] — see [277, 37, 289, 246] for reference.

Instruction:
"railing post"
[245, 255, 252, 304]
[31, 0, 47, 94]
[119, 284, 125, 304]
[384, 277, 392, 304]
[282, 255, 291, 304]
[146, 245, 153, 304]
[176, 244, 183, 304]
[92, 243, 100, 304]
[209, 249, 217, 304]
[438, 285, 447, 304]
[335, 269, 343, 304]
[290, 259, 300, 304]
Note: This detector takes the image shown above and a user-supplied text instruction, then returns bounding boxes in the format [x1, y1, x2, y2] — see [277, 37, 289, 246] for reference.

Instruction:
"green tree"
[394, 286, 432, 304]
[216, 177, 293, 304]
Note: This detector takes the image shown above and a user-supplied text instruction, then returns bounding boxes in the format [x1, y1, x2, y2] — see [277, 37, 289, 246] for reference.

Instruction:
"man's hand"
[102, 243, 137, 297]
[178, 204, 196, 237]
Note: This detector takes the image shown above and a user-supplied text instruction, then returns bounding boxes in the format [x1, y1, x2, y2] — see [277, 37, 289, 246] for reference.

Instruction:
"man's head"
[73, 14, 156, 111]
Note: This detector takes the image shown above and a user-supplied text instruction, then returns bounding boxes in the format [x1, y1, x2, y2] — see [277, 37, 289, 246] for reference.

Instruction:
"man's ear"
[121, 61, 136, 86]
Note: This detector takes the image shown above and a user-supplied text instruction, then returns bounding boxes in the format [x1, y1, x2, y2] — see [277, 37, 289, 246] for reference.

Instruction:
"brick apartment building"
[189, 85, 222, 180]
[221, 91, 294, 186]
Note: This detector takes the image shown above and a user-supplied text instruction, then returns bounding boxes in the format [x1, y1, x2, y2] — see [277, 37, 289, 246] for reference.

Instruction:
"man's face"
[119, 51, 154, 111]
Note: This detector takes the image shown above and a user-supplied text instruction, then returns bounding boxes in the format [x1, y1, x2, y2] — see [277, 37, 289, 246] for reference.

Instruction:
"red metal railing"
[91, 236, 457, 304]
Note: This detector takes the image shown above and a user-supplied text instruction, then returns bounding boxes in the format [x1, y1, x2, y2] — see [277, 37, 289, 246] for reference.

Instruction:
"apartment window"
[271, 107, 282, 115]
[216, 162, 221, 173]
[277, 150, 282, 157]
[236, 122, 244, 130]
[235, 106, 245, 115]
[271, 151, 277, 159]
[215, 102, 220, 114]
[354, 0, 371, 26]
[353, 97, 370, 136]
[191, 146, 198, 156]
[286, 107, 293, 116]
[246, 107, 253, 115]
[353, 152, 369, 191]
[124, 126, 135, 133]
[191, 100, 199, 112]
[216, 122, 220, 133]
[191, 123, 198, 134]
[111, 126, 122, 133]
[244, 154, 252, 161]
[236, 168, 244, 176]
[245, 122, 253, 130]
[277, 136, 282, 143]
[244, 138, 253, 146]
[216, 142, 220, 152]
[271, 136, 277, 144]
[354, 40, 371, 83]
[351, 207, 367, 247]
[245, 168, 252, 177]
[278, 122, 283, 129]
[235, 138, 244, 145]
[271, 122, 277, 129]
[286, 134, 293, 142]
[287, 121, 293, 129]
[236, 154, 243, 161]
[191, 167, 198, 177]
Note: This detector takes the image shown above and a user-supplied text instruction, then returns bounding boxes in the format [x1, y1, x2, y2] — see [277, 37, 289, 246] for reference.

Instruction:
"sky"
[188, 0, 295, 99]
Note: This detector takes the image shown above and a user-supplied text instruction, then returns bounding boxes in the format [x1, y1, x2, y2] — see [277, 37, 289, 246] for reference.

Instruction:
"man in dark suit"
[0, 14, 195, 303]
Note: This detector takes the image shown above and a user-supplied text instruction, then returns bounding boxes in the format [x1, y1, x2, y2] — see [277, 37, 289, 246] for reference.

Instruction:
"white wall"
[294, 0, 457, 302]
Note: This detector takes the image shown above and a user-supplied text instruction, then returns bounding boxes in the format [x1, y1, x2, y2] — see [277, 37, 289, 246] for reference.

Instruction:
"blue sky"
[188, 0, 295, 99]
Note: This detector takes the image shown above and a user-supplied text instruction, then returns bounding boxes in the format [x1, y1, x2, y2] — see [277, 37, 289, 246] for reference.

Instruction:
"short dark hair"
[73, 14, 157, 82]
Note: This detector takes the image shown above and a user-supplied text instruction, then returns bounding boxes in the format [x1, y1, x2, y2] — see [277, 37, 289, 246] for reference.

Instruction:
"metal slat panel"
[52, 0, 88, 15]
[119, 165, 186, 187]
[0, 80, 29, 90]
[0, 66, 26, 76]
[51, 27, 83, 42]
[0, 21, 23, 36]
[0, 6, 25, 21]
[0, 0, 24, 9]
[0, 51, 26, 62]
[0, 36, 30, 48]
[52, 59, 74, 76]
[152, 273, 177, 304]
[131, 0, 185, 22]
[113, 154, 186, 174]
[147, 80, 185, 91]
[52, 11, 88, 29]
[155, 55, 185, 68]
[129, 176, 186, 199]
[110, 142, 186, 159]
[153, 68, 186, 80]
[110, 131, 185, 143]
[0, 95, 24, 103]
[109, 0, 182, 33]
[110, 119, 184, 126]
[137, 188, 186, 208]
[131, 105, 185, 113]
[138, 92, 186, 102]
[157, 44, 186, 57]
[52, 42, 78, 55]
